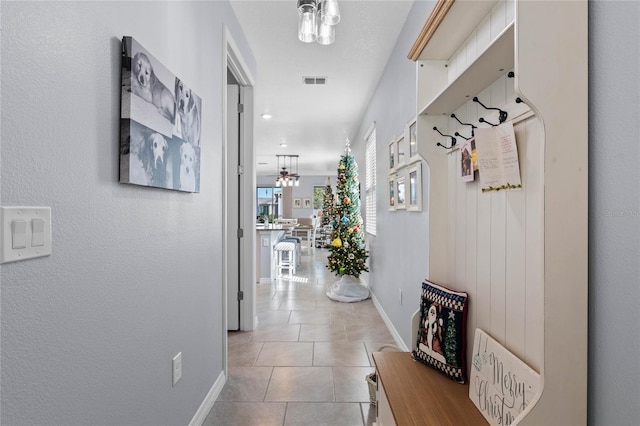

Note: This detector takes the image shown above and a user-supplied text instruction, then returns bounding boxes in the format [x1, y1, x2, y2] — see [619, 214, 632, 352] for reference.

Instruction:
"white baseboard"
[189, 370, 226, 426]
[370, 292, 410, 352]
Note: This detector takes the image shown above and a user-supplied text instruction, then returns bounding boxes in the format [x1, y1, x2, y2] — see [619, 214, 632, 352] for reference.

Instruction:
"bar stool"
[281, 236, 301, 266]
[274, 241, 297, 279]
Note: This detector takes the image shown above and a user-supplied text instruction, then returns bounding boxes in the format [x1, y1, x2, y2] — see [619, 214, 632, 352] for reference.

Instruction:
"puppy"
[131, 51, 175, 122]
[175, 78, 201, 146]
[149, 133, 168, 170]
[179, 142, 196, 192]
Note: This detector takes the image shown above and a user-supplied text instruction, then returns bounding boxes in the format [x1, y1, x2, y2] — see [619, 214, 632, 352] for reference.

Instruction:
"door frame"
[222, 26, 255, 373]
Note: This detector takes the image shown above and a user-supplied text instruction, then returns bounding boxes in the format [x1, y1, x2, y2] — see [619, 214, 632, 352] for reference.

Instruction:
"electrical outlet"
[399, 288, 403, 305]
[172, 352, 182, 386]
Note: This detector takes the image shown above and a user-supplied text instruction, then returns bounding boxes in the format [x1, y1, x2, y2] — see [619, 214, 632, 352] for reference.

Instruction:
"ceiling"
[229, 0, 415, 178]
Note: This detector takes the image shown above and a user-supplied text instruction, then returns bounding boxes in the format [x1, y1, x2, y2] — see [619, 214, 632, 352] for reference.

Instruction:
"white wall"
[588, 1, 640, 424]
[0, 2, 255, 425]
[352, 0, 435, 347]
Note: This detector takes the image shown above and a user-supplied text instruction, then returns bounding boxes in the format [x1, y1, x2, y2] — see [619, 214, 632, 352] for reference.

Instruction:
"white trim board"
[371, 291, 410, 352]
[189, 370, 226, 426]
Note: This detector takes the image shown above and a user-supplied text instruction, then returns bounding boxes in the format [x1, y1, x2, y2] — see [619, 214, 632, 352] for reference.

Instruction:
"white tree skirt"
[326, 275, 370, 303]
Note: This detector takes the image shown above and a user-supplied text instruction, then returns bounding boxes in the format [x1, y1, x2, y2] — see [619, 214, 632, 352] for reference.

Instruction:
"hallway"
[204, 249, 395, 425]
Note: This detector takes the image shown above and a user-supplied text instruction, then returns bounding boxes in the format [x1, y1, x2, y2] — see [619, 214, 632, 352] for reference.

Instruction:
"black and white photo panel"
[120, 120, 200, 193]
[173, 77, 202, 148]
[120, 36, 201, 193]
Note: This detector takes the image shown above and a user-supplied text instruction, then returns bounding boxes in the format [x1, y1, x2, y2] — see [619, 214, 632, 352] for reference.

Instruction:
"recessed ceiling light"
[261, 113, 273, 119]
[280, 143, 287, 148]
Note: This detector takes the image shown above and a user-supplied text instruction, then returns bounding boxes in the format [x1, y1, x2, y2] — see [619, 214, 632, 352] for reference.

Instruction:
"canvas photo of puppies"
[120, 36, 201, 192]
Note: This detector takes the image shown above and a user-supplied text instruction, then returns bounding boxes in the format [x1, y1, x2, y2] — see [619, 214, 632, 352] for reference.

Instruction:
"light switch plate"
[1, 207, 52, 264]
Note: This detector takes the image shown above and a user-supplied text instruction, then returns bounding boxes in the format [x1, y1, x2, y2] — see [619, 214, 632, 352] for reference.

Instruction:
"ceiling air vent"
[303, 76, 327, 85]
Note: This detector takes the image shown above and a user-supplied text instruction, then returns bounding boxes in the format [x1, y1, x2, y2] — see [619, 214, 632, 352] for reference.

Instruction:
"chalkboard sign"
[469, 329, 540, 426]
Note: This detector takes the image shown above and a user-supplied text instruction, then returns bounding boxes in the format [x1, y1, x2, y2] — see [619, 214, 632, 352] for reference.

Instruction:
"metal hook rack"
[473, 97, 508, 123]
[433, 126, 457, 146]
[479, 117, 499, 127]
[450, 113, 476, 137]
[436, 141, 456, 149]
[454, 131, 471, 141]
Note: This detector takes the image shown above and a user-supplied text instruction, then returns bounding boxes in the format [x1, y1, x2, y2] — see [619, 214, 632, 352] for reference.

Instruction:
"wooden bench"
[372, 351, 487, 426]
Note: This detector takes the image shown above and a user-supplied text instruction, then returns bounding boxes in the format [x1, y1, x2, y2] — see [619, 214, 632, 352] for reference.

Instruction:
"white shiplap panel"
[506, 69, 516, 103]
[465, 178, 479, 344]
[490, 0, 507, 41]
[505, 0, 515, 25]
[474, 77, 491, 335]
[477, 14, 492, 55]
[465, 29, 479, 67]
[490, 75, 507, 110]
[454, 157, 467, 288]
[449, 48, 460, 84]
[448, 149, 457, 283]
[489, 190, 506, 343]
[476, 180, 492, 334]
[504, 120, 528, 360]
[524, 116, 544, 372]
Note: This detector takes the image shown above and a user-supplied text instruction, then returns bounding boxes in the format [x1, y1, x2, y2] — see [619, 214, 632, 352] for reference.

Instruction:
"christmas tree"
[444, 313, 458, 366]
[327, 141, 369, 278]
[321, 176, 334, 227]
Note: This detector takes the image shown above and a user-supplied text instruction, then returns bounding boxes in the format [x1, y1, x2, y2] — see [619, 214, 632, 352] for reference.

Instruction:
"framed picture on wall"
[407, 162, 422, 212]
[388, 137, 396, 173]
[396, 134, 408, 167]
[396, 174, 406, 210]
[293, 198, 302, 208]
[388, 176, 396, 211]
[408, 116, 419, 161]
[303, 198, 312, 208]
[120, 36, 202, 193]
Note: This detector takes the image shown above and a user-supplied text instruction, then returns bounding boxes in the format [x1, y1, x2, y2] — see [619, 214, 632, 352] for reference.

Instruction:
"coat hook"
[454, 131, 471, 141]
[450, 113, 477, 136]
[436, 141, 456, 149]
[473, 97, 508, 123]
[479, 117, 498, 127]
[433, 126, 457, 146]
[508, 71, 515, 78]
[515, 97, 524, 104]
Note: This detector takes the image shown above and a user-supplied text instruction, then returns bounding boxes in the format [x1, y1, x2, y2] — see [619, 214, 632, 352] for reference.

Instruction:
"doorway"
[222, 26, 255, 373]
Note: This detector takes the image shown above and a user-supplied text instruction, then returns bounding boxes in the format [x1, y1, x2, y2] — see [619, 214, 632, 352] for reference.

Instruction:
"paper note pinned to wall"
[475, 122, 522, 192]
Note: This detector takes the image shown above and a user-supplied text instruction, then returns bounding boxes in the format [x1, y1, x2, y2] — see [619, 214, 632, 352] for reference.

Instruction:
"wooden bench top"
[373, 351, 488, 426]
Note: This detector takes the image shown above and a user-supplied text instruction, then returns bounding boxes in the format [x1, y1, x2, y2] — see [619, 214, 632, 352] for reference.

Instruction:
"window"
[256, 187, 282, 221]
[313, 186, 324, 210]
[365, 126, 377, 235]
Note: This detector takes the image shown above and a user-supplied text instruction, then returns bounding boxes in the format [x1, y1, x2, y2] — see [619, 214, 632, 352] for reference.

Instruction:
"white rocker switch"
[32, 218, 45, 247]
[12, 220, 27, 249]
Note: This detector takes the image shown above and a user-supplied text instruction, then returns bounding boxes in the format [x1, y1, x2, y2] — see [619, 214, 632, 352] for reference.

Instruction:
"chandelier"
[275, 155, 300, 187]
[297, 0, 341, 45]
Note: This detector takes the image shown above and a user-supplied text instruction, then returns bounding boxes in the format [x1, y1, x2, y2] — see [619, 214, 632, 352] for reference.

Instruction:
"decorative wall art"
[408, 117, 418, 160]
[396, 174, 406, 210]
[460, 139, 475, 182]
[120, 36, 202, 192]
[388, 137, 396, 172]
[293, 198, 302, 208]
[407, 162, 422, 212]
[303, 198, 312, 208]
[388, 177, 395, 211]
[396, 134, 408, 168]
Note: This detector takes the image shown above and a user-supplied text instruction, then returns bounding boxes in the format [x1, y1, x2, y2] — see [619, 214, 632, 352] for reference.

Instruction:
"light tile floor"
[203, 248, 396, 426]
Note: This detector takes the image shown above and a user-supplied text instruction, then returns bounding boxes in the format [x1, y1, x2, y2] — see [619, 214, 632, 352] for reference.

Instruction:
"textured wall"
[352, 0, 436, 347]
[588, 1, 640, 424]
[0, 1, 254, 425]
